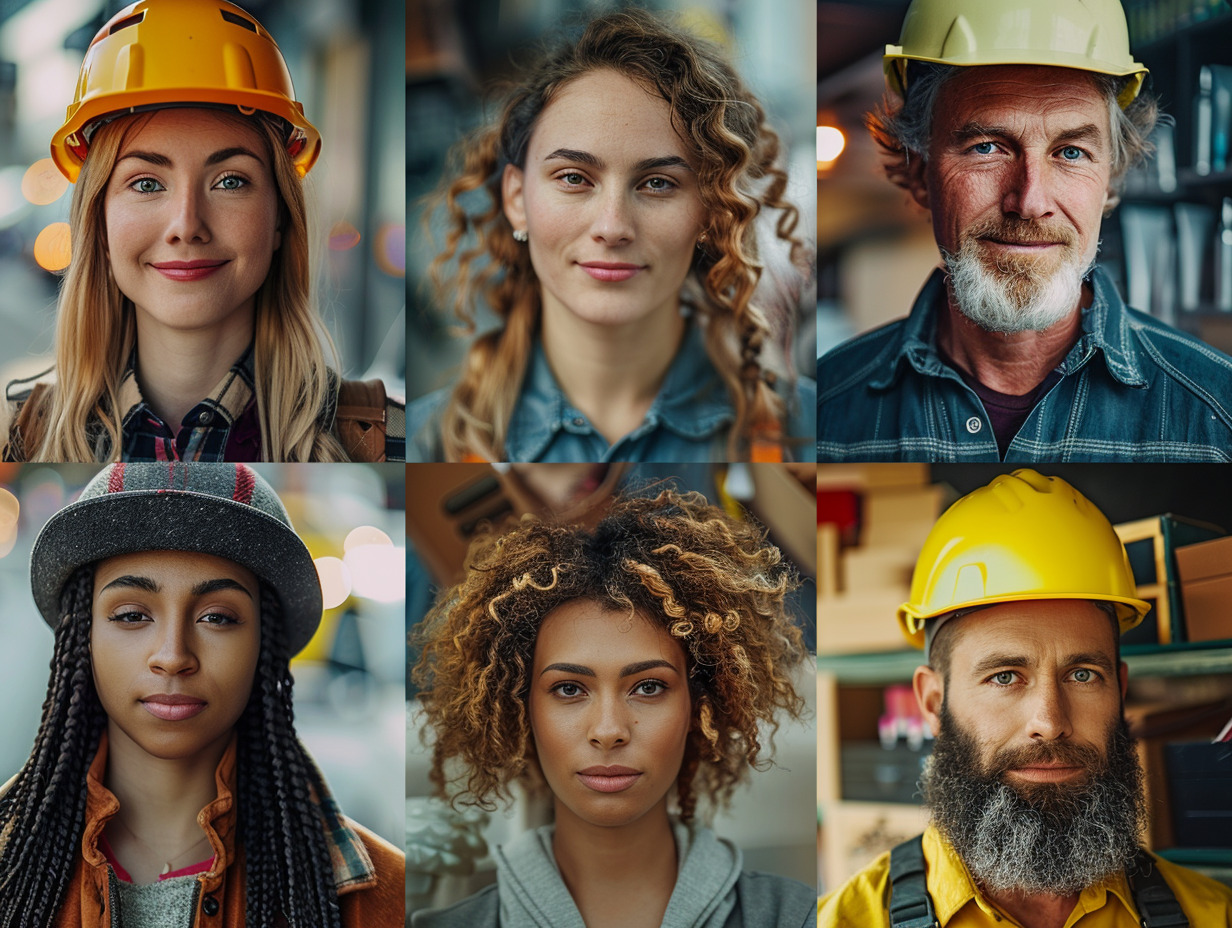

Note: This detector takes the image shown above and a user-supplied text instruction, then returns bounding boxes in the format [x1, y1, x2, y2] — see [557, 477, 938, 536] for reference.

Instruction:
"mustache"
[981, 738, 1106, 779]
[962, 216, 1077, 250]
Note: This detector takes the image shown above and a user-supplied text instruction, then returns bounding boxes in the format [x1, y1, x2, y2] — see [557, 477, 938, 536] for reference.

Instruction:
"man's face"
[914, 600, 1144, 895]
[918, 65, 1114, 333]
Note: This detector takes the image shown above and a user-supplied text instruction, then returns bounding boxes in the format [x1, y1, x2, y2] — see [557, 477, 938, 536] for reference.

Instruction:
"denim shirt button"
[965, 416, 982, 434]
[571, 416, 586, 428]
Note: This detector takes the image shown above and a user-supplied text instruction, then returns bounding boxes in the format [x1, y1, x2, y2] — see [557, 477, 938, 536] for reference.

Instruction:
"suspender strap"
[1128, 849, 1188, 928]
[888, 835, 940, 928]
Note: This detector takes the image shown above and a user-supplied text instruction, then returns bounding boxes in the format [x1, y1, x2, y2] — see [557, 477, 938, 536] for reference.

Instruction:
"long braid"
[0, 566, 105, 928]
[237, 584, 341, 927]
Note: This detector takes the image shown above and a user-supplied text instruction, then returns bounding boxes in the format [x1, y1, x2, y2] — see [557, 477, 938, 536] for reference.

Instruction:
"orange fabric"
[53, 731, 404, 927]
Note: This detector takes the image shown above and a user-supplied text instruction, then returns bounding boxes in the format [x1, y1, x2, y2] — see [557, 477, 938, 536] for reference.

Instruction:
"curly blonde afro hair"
[411, 488, 808, 823]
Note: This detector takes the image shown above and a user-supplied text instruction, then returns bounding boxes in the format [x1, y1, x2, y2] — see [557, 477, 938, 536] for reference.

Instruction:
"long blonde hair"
[426, 9, 807, 461]
[8, 109, 346, 462]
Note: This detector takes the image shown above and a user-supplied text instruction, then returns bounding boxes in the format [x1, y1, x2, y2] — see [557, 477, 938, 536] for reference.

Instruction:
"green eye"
[217, 175, 246, 190]
[133, 178, 163, 194]
[1073, 668, 1093, 682]
[993, 671, 1015, 685]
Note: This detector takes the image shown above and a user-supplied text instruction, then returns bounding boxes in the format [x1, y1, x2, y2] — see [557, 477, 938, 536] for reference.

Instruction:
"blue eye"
[1060, 146, 1085, 161]
[215, 174, 246, 190]
[992, 671, 1016, 686]
[131, 178, 164, 194]
[971, 141, 997, 155]
[1072, 668, 1095, 683]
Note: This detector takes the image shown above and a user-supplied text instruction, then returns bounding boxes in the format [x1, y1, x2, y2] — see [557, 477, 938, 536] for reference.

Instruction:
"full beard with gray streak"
[922, 706, 1145, 896]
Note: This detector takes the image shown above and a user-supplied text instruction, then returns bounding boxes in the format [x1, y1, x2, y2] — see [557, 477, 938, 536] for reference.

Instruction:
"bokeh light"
[817, 126, 846, 167]
[33, 222, 71, 271]
[344, 525, 392, 552]
[0, 488, 18, 559]
[374, 222, 405, 277]
[21, 159, 69, 206]
[329, 220, 362, 251]
[343, 544, 405, 603]
[315, 556, 353, 609]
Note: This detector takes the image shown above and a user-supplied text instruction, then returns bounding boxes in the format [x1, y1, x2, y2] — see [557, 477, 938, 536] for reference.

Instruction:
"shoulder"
[1150, 852, 1232, 920]
[1124, 307, 1232, 377]
[732, 870, 818, 928]
[817, 850, 891, 928]
[338, 819, 406, 926]
[405, 386, 453, 462]
[782, 375, 816, 460]
[817, 319, 908, 400]
[411, 883, 499, 928]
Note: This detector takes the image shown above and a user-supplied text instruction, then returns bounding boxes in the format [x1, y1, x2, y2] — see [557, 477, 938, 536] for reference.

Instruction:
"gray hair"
[866, 63, 1161, 210]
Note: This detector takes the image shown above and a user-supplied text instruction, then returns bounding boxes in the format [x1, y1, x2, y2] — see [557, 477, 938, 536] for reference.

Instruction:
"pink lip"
[982, 238, 1061, 249]
[141, 695, 207, 721]
[150, 260, 228, 281]
[1008, 765, 1082, 782]
[577, 765, 642, 793]
[578, 262, 642, 282]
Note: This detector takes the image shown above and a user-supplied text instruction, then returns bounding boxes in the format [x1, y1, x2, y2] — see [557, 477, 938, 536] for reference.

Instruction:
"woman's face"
[502, 69, 708, 330]
[529, 598, 692, 830]
[103, 108, 281, 344]
[91, 550, 261, 764]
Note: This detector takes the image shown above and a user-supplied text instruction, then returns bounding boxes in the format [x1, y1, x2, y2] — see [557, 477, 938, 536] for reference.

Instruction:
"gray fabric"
[29, 462, 322, 655]
[114, 872, 199, 928]
[411, 823, 817, 928]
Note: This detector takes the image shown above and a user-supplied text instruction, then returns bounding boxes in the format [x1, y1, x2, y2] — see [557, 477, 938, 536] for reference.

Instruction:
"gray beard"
[942, 234, 1092, 335]
[922, 706, 1145, 896]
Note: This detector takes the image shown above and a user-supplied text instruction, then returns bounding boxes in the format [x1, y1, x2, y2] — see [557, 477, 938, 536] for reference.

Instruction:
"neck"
[539, 301, 686, 445]
[982, 886, 1079, 928]
[133, 311, 253, 428]
[551, 800, 678, 928]
[937, 284, 1086, 396]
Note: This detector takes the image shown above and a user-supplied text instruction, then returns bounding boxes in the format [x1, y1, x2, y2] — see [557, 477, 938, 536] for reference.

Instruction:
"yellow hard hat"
[885, 0, 1148, 109]
[50, 0, 321, 182]
[897, 469, 1150, 649]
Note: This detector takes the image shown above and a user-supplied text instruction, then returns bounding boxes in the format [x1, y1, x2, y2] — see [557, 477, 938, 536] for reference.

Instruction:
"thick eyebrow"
[116, 147, 264, 169]
[539, 658, 681, 678]
[950, 122, 1105, 148]
[969, 651, 1116, 677]
[542, 148, 692, 174]
[100, 575, 160, 593]
[205, 146, 263, 166]
[191, 578, 253, 598]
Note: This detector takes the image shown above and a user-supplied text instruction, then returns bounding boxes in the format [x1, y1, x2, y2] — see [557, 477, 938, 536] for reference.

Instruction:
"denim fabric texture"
[407, 322, 817, 462]
[816, 267, 1232, 462]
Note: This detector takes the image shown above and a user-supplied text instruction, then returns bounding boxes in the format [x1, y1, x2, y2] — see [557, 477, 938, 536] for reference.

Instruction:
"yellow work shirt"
[818, 825, 1232, 927]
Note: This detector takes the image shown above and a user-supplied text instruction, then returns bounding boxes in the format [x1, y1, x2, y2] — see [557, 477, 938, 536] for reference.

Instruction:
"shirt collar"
[871, 266, 1149, 391]
[118, 343, 257, 429]
[504, 320, 732, 460]
[923, 826, 1138, 926]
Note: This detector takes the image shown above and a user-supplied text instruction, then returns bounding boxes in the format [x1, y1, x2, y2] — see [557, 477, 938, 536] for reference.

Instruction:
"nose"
[589, 186, 634, 246]
[1001, 152, 1055, 222]
[588, 694, 632, 749]
[148, 619, 198, 675]
[165, 183, 211, 245]
[1026, 676, 1073, 742]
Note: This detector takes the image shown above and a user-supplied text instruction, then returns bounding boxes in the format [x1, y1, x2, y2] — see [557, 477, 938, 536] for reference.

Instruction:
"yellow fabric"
[818, 826, 1232, 928]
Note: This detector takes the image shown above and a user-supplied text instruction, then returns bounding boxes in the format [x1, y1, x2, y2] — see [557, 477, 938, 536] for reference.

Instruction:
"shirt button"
[202, 895, 220, 916]
[197, 410, 213, 426]
[572, 416, 585, 427]
[965, 416, 982, 434]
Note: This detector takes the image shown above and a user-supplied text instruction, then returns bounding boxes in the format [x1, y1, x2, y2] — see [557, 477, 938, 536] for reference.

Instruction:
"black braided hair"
[0, 569, 342, 927]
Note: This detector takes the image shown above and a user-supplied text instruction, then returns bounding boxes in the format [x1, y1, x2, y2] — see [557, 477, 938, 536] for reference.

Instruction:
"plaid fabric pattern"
[118, 346, 257, 462]
[306, 754, 378, 890]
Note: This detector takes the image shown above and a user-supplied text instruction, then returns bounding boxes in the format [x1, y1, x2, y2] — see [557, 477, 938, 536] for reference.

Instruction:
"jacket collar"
[505, 321, 733, 460]
[117, 343, 257, 431]
[870, 266, 1150, 392]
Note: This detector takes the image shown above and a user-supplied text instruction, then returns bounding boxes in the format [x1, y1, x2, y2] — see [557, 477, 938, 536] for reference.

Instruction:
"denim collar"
[505, 321, 733, 461]
[870, 266, 1150, 392]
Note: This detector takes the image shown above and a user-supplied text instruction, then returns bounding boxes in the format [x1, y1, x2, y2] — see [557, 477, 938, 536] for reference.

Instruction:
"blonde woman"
[2, 0, 403, 462]
[409, 9, 814, 463]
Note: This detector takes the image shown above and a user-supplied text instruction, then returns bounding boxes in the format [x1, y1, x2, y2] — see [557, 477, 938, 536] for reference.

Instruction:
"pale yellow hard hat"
[897, 469, 1150, 650]
[885, 0, 1148, 108]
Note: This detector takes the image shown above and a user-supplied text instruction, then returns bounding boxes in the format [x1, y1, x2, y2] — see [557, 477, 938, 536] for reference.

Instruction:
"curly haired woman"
[411, 488, 816, 927]
[408, 9, 814, 463]
[0, 463, 404, 927]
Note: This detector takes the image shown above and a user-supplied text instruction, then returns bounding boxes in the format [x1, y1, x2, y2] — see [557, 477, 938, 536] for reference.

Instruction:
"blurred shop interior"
[407, 0, 817, 404]
[817, 0, 1232, 358]
[816, 463, 1232, 895]
[0, 0, 405, 395]
[0, 463, 407, 847]
[405, 462, 817, 915]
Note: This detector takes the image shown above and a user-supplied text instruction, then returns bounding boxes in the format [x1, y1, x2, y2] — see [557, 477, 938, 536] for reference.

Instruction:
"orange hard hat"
[50, 0, 321, 182]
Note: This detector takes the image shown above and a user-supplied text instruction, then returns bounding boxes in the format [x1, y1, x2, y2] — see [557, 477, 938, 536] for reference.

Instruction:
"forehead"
[932, 64, 1111, 145]
[944, 599, 1118, 667]
[114, 108, 269, 157]
[533, 598, 686, 669]
[527, 68, 692, 163]
[94, 549, 259, 592]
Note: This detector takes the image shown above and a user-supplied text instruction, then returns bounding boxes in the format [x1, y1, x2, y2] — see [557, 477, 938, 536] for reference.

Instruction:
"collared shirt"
[406, 322, 817, 462]
[818, 825, 1232, 927]
[816, 268, 1232, 462]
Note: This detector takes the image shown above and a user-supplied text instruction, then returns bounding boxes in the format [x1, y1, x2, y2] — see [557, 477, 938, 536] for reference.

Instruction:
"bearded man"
[816, 0, 1232, 462]
[818, 469, 1232, 927]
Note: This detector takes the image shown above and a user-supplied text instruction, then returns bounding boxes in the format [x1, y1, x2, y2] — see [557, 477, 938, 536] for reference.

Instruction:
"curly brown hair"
[411, 488, 808, 823]
[423, 8, 807, 461]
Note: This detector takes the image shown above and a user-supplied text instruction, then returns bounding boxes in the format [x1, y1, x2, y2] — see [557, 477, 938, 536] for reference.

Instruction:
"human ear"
[906, 154, 930, 211]
[502, 164, 527, 235]
[913, 664, 944, 737]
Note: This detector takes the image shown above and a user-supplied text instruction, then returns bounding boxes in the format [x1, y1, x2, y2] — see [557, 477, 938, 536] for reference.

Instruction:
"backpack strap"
[6, 382, 51, 462]
[888, 835, 940, 928]
[335, 379, 388, 462]
[1128, 848, 1188, 927]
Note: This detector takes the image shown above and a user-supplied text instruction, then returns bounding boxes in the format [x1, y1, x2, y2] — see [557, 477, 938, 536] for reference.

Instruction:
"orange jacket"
[51, 732, 404, 927]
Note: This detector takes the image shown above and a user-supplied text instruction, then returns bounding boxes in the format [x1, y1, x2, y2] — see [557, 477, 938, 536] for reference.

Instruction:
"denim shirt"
[407, 322, 816, 462]
[817, 267, 1232, 462]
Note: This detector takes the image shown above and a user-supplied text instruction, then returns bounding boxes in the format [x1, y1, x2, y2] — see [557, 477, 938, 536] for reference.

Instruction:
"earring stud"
[513, 229, 528, 243]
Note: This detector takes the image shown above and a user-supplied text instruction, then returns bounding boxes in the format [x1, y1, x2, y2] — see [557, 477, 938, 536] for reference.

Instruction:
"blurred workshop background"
[407, 0, 817, 405]
[817, 0, 1232, 360]
[0, 0, 405, 395]
[0, 463, 407, 847]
